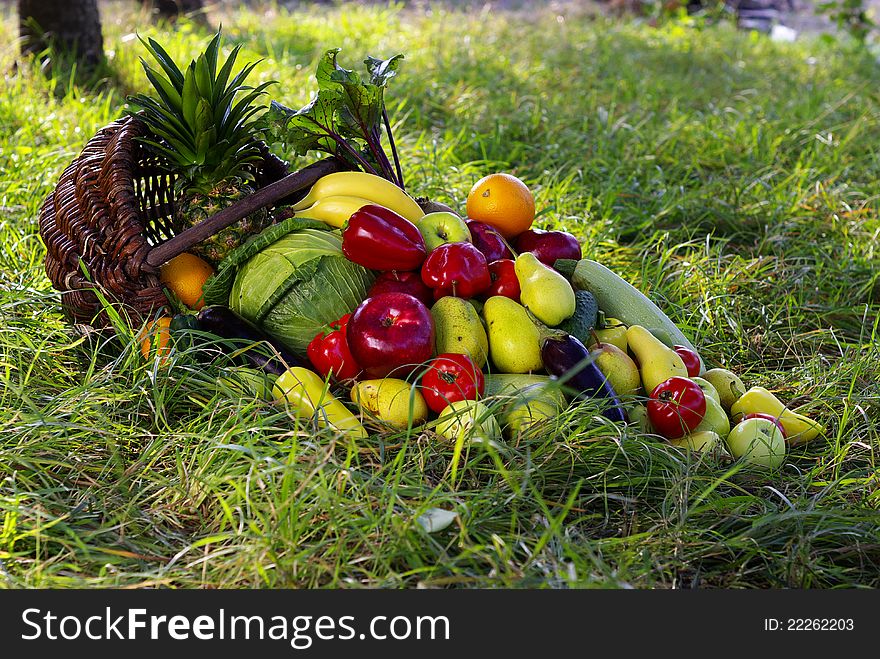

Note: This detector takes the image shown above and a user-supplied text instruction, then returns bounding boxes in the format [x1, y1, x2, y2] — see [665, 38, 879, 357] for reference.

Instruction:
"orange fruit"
[159, 252, 214, 310]
[465, 173, 535, 239]
[139, 316, 173, 363]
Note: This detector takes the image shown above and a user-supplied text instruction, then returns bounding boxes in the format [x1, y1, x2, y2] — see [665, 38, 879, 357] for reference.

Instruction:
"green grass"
[1, 2, 879, 588]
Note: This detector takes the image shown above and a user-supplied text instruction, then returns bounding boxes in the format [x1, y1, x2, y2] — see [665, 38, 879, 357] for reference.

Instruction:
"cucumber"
[557, 290, 598, 345]
[562, 259, 705, 373]
[554, 259, 577, 280]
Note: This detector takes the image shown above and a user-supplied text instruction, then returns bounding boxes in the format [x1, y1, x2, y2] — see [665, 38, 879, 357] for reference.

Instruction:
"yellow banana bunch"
[293, 171, 424, 224]
[293, 195, 375, 228]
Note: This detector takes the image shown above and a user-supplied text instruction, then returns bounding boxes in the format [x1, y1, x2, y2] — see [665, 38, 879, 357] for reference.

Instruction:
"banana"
[292, 172, 424, 223]
[293, 195, 375, 228]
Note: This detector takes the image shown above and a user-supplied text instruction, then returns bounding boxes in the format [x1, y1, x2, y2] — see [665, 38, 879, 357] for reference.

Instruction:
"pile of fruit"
[133, 34, 823, 471]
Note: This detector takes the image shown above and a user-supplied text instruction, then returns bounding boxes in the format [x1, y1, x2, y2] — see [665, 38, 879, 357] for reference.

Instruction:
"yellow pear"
[483, 296, 544, 374]
[515, 252, 576, 327]
[692, 395, 730, 439]
[483, 374, 566, 438]
[590, 341, 641, 397]
[691, 376, 721, 406]
[626, 324, 688, 394]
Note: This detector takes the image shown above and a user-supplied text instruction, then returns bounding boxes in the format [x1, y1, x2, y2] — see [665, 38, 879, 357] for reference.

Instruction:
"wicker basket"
[38, 114, 345, 328]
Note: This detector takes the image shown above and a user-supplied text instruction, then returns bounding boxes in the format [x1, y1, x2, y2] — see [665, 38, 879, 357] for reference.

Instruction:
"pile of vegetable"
[136, 33, 824, 472]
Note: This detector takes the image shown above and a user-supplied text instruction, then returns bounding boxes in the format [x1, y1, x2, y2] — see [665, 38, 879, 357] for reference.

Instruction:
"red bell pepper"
[421, 242, 491, 300]
[342, 204, 427, 271]
[306, 313, 362, 381]
[484, 259, 521, 301]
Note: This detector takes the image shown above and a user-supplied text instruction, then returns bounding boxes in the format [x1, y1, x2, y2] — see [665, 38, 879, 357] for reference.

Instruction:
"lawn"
[1, 1, 878, 588]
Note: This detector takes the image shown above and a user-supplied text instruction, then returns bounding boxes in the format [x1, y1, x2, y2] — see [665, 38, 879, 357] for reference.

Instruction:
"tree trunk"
[19, 0, 104, 69]
[142, 0, 208, 24]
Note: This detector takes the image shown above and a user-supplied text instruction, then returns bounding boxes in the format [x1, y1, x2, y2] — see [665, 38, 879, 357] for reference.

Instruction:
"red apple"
[367, 270, 433, 307]
[347, 292, 435, 379]
[467, 220, 514, 262]
[421, 242, 491, 300]
[515, 228, 581, 266]
[673, 345, 701, 378]
[483, 259, 520, 301]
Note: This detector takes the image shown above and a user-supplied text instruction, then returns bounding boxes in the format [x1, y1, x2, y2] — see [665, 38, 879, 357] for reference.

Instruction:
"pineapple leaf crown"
[127, 30, 277, 193]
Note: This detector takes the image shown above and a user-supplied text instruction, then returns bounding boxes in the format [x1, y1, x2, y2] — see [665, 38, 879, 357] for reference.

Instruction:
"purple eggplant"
[540, 333, 627, 423]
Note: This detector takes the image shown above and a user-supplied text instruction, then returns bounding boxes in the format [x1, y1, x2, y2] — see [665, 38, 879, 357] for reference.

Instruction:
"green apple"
[669, 430, 722, 454]
[416, 211, 471, 252]
[691, 376, 721, 406]
[435, 400, 501, 445]
[726, 417, 785, 469]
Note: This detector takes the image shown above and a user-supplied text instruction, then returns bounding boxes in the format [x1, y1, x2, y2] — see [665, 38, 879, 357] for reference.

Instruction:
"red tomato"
[420, 353, 485, 414]
[673, 345, 701, 378]
[647, 376, 707, 439]
[306, 313, 362, 381]
[742, 413, 787, 438]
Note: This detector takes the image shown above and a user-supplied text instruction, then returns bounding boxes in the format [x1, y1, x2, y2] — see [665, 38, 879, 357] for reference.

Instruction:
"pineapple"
[128, 32, 275, 266]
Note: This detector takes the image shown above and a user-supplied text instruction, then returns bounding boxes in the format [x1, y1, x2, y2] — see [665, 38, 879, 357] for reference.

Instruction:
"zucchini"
[557, 258, 705, 374]
[557, 290, 598, 344]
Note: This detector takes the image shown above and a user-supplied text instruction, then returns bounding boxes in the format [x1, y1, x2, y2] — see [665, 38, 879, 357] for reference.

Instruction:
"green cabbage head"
[220, 224, 373, 355]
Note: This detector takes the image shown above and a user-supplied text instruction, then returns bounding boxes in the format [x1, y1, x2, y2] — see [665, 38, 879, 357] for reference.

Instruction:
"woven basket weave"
[38, 114, 343, 328]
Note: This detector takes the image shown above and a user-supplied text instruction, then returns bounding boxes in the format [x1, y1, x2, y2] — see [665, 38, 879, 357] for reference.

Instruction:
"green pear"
[483, 296, 544, 374]
[703, 368, 747, 412]
[591, 317, 628, 352]
[351, 378, 429, 430]
[625, 324, 688, 394]
[515, 252, 576, 327]
[483, 374, 566, 438]
[435, 400, 501, 445]
[691, 376, 721, 406]
[432, 296, 489, 368]
[590, 341, 641, 397]
[692, 395, 730, 439]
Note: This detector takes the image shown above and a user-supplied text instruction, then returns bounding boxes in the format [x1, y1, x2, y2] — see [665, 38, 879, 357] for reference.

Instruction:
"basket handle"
[145, 157, 345, 269]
